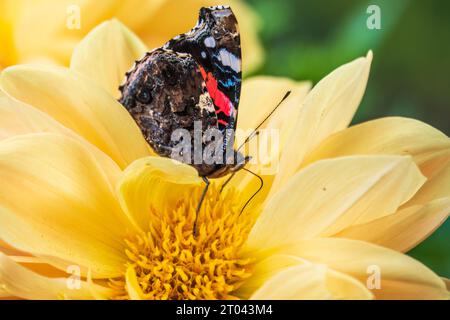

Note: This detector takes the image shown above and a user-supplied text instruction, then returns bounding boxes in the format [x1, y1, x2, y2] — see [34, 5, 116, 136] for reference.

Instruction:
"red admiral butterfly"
[119, 6, 289, 233]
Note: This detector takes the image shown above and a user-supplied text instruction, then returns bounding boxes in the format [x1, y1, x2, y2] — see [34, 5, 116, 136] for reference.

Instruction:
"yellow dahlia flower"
[0, 0, 263, 72]
[0, 21, 449, 300]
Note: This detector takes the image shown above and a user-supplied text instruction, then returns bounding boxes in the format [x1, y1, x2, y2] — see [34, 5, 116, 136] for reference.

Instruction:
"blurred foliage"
[246, 0, 449, 276]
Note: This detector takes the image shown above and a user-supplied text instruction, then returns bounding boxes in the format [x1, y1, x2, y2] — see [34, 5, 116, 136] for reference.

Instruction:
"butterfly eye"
[136, 89, 152, 104]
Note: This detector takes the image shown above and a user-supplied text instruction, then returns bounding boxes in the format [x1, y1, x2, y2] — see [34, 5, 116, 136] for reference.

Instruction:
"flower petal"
[237, 78, 311, 176]
[403, 161, 450, 207]
[276, 238, 449, 300]
[0, 240, 19, 256]
[443, 278, 450, 291]
[237, 76, 310, 133]
[0, 253, 111, 300]
[231, 79, 310, 207]
[249, 264, 331, 300]
[303, 117, 450, 177]
[248, 262, 372, 300]
[325, 269, 374, 300]
[237, 254, 309, 298]
[70, 19, 147, 99]
[0, 96, 77, 141]
[0, 133, 134, 278]
[2, 0, 264, 73]
[238, 254, 372, 300]
[117, 157, 203, 231]
[0, 65, 152, 169]
[8, 256, 68, 280]
[302, 118, 450, 224]
[109, 0, 167, 32]
[125, 266, 144, 300]
[7, 0, 126, 67]
[0, 95, 125, 184]
[246, 156, 425, 251]
[335, 198, 450, 252]
[271, 52, 373, 193]
[0, 0, 19, 68]
[86, 269, 112, 300]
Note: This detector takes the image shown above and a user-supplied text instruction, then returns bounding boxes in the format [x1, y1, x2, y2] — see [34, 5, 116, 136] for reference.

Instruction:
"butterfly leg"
[240, 168, 264, 216]
[193, 176, 210, 237]
[219, 172, 236, 195]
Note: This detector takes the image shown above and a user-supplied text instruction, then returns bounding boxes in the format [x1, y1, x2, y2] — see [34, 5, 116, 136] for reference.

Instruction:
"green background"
[245, 0, 449, 277]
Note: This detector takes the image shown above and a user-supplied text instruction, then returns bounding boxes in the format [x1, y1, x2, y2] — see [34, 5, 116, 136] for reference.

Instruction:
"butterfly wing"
[164, 6, 242, 134]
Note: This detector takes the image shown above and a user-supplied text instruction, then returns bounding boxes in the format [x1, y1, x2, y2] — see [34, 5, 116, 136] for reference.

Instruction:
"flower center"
[110, 184, 254, 300]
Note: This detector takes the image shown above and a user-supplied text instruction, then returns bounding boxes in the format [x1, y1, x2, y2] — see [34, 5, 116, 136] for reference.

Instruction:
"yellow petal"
[125, 266, 144, 300]
[2, 1, 264, 74]
[8, 257, 69, 280]
[0, 241, 38, 266]
[271, 52, 373, 193]
[0, 240, 18, 256]
[237, 254, 309, 298]
[231, 78, 310, 207]
[0, 64, 152, 168]
[249, 264, 331, 299]
[277, 238, 449, 300]
[71, 19, 147, 99]
[236, 78, 311, 176]
[0, 253, 111, 300]
[237, 76, 310, 133]
[117, 157, 203, 231]
[239, 254, 372, 300]
[0, 97, 122, 187]
[443, 278, 450, 291]
[0, 96, 76, 141]
[403, 162, 450, 207]
[0, 0, 19, 68]
[326, 269, 374, 300]
[9, 0, 123, 66]
[335, 198, 450, 252]
[109, 0, 167, 33]
[246, 156, 425, 251]
[248, 262, 372, 300]
[0, 133, 134, 278]
[304, 117, 450, 221]
[303, 117, 450, 176]
[86, 268, 112, 300]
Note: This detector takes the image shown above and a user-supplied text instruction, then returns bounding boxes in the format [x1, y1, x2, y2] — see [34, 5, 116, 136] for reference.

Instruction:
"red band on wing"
[199, 66, 233, 119]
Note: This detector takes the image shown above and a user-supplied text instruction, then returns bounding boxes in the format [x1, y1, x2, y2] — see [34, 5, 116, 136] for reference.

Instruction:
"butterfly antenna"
[220, 91, 292, 195]
[237, 90, 291, 153]
[239, 167, 264, 216]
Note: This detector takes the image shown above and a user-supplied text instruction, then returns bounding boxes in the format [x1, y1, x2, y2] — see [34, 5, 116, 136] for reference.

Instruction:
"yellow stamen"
[110, 185, 254, 300]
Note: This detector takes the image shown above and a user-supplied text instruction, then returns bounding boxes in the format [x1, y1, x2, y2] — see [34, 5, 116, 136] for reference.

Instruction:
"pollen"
[110, 184, 254, 300]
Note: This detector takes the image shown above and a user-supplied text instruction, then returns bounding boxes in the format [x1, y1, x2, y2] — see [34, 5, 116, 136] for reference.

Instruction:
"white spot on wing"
[218, 49, 241, 73]
[204, 36, 216, 48]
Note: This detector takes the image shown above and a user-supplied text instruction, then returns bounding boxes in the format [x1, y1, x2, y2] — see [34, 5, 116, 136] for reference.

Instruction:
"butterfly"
[119, 6, 289, 233]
